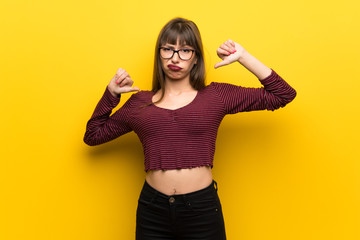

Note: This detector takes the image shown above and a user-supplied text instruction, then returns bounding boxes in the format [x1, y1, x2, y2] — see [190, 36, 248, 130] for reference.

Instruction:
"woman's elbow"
[288, 88, 297, 103]
[83, 133, 103, 146]
[83, 137, 97, 146]
[267, 89, 297, 111]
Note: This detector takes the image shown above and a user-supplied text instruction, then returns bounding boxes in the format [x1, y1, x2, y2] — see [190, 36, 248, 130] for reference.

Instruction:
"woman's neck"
[163, 76, 195, 95]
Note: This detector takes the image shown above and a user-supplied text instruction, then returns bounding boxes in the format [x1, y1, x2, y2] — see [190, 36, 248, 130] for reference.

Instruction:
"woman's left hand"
[214, 39, 248, 69]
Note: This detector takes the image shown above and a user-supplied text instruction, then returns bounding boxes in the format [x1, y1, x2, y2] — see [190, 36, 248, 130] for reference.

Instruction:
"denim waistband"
[141, 179, 218, 204]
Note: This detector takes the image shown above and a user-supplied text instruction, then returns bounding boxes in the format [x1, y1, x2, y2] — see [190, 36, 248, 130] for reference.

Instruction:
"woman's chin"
[166, 72, 188, 81]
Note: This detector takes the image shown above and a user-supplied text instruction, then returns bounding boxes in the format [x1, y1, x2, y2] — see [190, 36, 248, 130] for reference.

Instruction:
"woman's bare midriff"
[145, 165, 213, 196]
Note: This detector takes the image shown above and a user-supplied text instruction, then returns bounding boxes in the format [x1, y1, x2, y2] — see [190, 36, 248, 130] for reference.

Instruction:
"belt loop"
[213, 180, 218, 192]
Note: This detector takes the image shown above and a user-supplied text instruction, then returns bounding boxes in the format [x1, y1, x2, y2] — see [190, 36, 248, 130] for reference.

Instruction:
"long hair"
[142, 17, 206, 108]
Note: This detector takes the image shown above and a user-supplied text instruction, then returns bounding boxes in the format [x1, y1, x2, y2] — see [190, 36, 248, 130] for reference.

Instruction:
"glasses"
[159, 47, 195, 61]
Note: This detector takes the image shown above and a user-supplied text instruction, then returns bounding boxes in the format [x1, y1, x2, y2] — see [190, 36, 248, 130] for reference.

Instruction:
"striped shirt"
[83, 69, 296, 172]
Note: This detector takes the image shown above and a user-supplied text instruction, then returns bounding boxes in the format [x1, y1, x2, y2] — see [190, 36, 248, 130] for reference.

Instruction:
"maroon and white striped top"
[84, 69, 296, 172]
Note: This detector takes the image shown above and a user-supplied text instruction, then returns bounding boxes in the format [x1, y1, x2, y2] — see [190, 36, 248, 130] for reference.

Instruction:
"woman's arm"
[213, 39, 296, 114]
[83, 86, 134, 146]
[237, 51, 272, 80]
[214, 39, 271, 79]
[83, 68, 140, 146]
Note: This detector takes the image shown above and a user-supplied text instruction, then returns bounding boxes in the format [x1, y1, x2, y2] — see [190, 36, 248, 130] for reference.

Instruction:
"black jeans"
[136, 179, 226, 240]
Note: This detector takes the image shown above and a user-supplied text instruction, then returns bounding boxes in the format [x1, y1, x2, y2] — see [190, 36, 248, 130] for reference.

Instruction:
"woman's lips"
[168, 64, 182, 71]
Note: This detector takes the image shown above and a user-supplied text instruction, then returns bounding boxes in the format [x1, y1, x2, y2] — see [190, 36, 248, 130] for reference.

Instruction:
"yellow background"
[1, 0, 359, 239]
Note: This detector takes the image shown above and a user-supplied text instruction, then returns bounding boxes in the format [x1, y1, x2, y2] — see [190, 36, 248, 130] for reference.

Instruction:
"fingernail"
[232, 50, 237, 53]
[116, 80, 119, 83]
[228, 52, 231, 55]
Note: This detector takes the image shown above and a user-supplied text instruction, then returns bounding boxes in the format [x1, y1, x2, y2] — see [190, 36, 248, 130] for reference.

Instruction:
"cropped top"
[83, 69, 296, 172]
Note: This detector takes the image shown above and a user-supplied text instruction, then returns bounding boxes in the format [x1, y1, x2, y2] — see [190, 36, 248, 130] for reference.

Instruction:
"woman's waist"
[145, 165, 213, 196]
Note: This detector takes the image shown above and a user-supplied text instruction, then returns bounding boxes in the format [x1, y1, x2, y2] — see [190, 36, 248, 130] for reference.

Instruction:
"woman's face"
[160, 38, 197, 82]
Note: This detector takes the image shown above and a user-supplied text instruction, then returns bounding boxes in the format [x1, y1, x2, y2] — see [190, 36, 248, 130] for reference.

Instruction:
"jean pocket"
[188, 197, 220, 215]
[138, 196, 154, 208]
[138, 189, 158, 207]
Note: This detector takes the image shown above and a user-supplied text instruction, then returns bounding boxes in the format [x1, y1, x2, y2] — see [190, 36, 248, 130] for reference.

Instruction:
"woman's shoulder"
[127, 89, 153, 97]
[125, 89, 154, 105]
[203, 81, 248, 99]
[207, 81, 237, 87]
[206, 81, 246, 91]
[204, 81, 232, 92]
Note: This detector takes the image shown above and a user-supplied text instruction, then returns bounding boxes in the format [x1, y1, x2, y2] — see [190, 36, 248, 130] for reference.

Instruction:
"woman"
[84, 17, 296, 240]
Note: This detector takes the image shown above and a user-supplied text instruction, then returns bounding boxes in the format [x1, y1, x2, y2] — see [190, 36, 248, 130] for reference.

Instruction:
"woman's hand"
[107, 68, 140, 97]
[214, 39, 248, 69]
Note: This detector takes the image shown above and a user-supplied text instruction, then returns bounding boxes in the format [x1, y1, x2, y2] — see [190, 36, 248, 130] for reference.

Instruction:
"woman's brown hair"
[142, 17, 206, 108]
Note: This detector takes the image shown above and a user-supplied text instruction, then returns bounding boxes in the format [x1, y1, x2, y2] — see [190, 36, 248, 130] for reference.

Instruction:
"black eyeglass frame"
[158, 47, 196, 61]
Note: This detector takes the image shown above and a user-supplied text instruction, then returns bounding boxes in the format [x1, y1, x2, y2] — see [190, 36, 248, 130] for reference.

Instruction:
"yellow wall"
[1, 0, 359, 239]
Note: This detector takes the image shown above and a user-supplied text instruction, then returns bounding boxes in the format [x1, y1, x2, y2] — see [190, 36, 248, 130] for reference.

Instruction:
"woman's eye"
[163, 48, 172, 52]
[181, 49, 192, 53]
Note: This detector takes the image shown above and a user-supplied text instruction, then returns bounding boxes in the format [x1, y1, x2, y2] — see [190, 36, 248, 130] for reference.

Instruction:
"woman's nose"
[171, 51, 180, 62]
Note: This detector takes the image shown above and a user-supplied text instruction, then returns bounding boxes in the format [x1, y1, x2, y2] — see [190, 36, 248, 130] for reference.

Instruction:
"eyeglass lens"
[160, 48, 194, 60]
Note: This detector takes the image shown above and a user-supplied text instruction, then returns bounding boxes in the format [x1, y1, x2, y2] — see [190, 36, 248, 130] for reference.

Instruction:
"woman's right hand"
[107, 68, 140, 97]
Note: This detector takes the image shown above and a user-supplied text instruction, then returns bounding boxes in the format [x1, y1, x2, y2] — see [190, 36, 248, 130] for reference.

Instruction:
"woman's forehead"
[163, 42, 191, 47]
[161, 31, 195, 44]
[162, 36, 192, 47]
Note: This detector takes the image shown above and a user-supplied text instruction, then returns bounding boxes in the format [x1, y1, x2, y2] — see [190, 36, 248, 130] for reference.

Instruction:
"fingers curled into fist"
[108, 67, 140, 96]
[214, 39, 247, 69]
[218, 39, 237, 56]
[114, 68, 130, 87]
